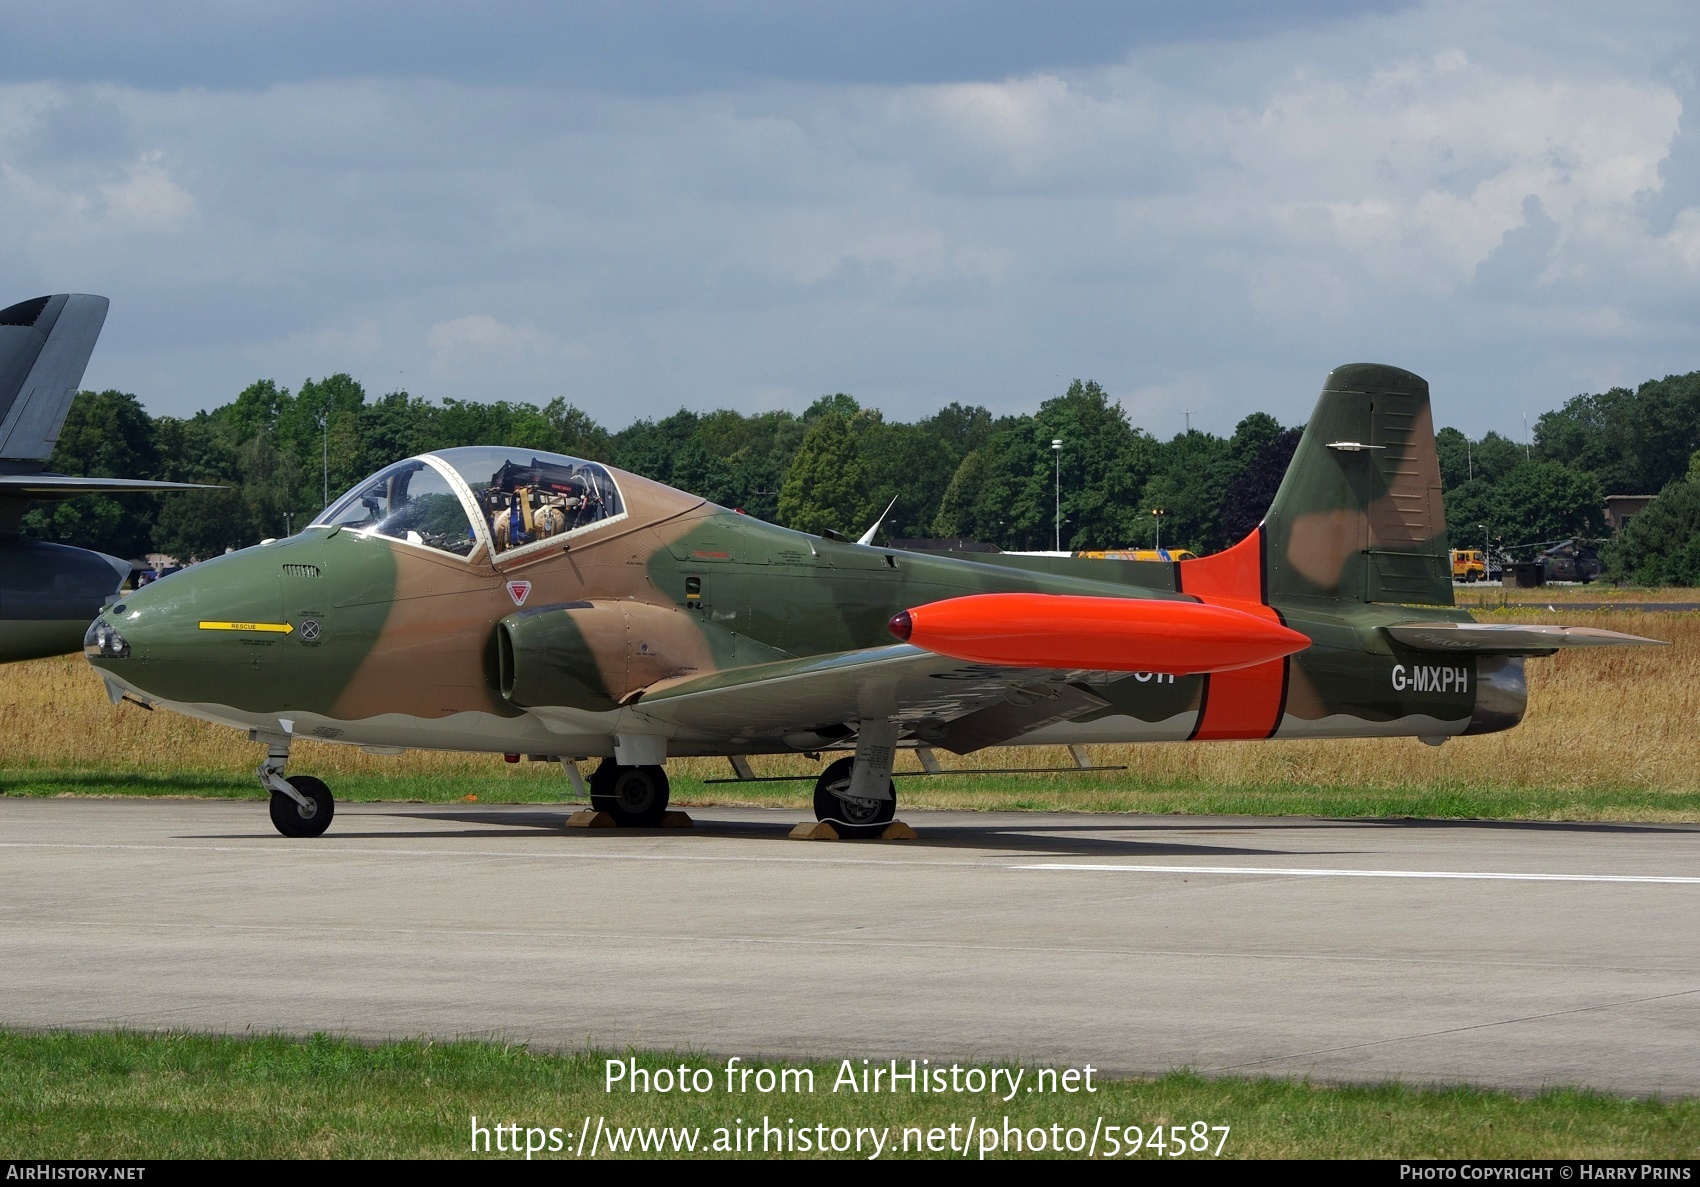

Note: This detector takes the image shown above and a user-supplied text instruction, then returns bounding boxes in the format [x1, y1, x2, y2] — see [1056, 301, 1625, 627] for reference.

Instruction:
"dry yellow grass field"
[3, 608, 1693, 814]
[1456, 585, 1700, 606]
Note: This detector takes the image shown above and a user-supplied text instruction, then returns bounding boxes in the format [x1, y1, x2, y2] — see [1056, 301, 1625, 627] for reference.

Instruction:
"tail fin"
[1265, 363, 1451, 605]
[0, 294, 110, 466]
[1180, 363, 1452, 607]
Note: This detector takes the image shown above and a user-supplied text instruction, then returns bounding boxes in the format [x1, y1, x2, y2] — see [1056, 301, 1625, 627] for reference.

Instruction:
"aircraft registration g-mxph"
[85, 364, 1662, 838]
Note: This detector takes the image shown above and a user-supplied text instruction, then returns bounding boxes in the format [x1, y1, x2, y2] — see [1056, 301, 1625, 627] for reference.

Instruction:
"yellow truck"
[1450, 549, 1487, 583]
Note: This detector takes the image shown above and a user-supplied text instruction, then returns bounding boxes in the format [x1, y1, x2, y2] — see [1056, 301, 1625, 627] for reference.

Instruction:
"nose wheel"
[268, 775, 335, 838]
[257, 741, 335, 837]
[812, 756, 896, 839]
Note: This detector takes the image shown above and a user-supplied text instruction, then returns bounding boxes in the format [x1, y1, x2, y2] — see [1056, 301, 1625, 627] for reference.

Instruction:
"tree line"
[22, 368, 1700, 583]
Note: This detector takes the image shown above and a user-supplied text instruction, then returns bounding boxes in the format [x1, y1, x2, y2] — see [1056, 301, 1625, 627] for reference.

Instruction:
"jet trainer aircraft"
[0, 294, 212, 663]
[85, 364, 1661, 838]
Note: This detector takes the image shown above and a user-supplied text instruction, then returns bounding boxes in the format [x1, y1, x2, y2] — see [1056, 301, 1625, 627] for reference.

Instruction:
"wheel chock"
[660, 811, 693, 828]
[880, 821, 918, 840]
[565, 810, 616, 828]
[789, 821, 840, 841]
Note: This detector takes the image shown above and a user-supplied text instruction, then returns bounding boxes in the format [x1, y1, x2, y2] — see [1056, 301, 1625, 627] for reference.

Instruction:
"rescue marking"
[198, 621, 294, 634]
[506, 580, 532, 606]
[1016, 863, 1700, 885]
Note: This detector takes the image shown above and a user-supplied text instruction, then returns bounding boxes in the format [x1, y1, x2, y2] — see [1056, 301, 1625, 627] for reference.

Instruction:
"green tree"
[359, 390, 441, 474]
[1445, 460, 1603, 548]
[1605, 479, 1700, 584]
[152, 486, 257, 562]
[1218, 417, 1301, 547]
[690, 409, 805, 522]
[930, 381, 1161, 550]
[1536, 373, 1700, 495]
[1435, 426, 1471, 489]
[777, 408, 874, 535]
[20, 389, 163, 559]
[1140, 429, 1231, 553]
[933, 447, 989, 540]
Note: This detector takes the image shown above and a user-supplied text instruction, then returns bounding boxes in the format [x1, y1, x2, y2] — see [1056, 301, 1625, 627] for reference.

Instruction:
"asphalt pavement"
[2, 797, 1696, 1095]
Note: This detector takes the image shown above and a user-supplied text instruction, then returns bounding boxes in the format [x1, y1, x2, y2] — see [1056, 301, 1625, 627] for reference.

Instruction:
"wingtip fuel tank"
[889, 592, 1311, 674]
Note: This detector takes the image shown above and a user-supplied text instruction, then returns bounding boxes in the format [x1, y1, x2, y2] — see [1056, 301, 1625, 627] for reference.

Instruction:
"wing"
[0, 474, 221, 500]
[1384, 621, 1667, 654]
[626, 643, 1116, 754]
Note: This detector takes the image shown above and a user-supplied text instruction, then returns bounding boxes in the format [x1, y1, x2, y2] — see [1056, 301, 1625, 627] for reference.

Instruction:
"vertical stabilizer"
[1261, 363, 1452, 606]
[0, 294, 111, 466]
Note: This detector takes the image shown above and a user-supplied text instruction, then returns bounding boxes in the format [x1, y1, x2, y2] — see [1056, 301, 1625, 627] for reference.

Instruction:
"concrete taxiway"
[2, 797, 1696, 1095]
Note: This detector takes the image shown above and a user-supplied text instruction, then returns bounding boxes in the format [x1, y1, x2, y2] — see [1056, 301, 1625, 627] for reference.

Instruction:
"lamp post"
[1051, 438, 1063, 552]
[321, 406, 330, 510]
[1152, 507, 1166, 552]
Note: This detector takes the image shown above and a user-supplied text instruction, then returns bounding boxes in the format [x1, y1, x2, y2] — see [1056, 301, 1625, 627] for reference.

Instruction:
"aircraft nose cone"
[83, 544, 290, 704]
[83, 613, 133, 661]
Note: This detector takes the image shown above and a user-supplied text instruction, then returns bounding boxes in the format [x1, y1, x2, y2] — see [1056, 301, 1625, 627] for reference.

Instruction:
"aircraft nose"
[83, 613, 133, 661]
[83, 545, 289, 705]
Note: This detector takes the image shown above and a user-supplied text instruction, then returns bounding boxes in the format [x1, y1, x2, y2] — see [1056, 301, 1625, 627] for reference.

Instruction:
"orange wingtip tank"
[888, 593, 1310, 674]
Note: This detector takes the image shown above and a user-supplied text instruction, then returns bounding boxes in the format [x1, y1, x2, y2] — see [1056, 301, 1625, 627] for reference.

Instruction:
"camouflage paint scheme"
[85, 365, 1648, 780]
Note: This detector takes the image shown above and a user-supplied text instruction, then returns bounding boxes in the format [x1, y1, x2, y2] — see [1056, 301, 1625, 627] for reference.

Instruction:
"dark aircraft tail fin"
[0, 294, 110, 466]
[1178, 363, 1453, 607]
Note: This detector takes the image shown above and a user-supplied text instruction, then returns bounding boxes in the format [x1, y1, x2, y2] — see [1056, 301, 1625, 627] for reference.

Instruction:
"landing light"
[84, 618, 130, 660]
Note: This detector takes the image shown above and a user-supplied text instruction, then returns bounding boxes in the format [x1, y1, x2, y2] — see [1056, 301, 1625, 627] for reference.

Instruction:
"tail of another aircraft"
[0, 294, 111, 467]
[1179, 363, 1453, 608]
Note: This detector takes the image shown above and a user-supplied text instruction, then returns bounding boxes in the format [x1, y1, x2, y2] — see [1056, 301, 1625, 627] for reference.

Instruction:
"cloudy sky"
[2, 1, 1697, 437]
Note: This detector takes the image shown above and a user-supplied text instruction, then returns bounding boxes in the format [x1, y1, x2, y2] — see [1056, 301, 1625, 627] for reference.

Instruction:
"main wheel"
[812, 756, 896, 839]
[589, 760, 670, 827]
[269, 775, 334, 838]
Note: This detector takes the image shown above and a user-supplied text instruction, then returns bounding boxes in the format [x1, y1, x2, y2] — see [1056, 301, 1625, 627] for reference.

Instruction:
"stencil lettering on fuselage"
[1392, 664, 1468, 694]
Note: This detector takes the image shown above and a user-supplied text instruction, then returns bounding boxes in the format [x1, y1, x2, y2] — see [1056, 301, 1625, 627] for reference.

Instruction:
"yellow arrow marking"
[198, 621, 295, 634]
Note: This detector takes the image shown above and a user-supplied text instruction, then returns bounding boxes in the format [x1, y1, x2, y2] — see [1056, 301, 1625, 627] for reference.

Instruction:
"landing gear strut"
[589, 759, 670, 827]
[812, 756, 896, 840]
[258, 740, 335, 838]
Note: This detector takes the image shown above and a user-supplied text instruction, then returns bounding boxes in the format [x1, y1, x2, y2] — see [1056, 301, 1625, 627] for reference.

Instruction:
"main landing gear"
[812, 756, 897, 840]
[589, 758, 671, 828]
[258, 740, 335, 838]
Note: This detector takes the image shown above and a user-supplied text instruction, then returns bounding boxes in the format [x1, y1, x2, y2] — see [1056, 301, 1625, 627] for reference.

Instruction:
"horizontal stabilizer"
[891, 592, 1310, 674]
[0, 474, 221, 501]
[1384, 622, 1666, 654]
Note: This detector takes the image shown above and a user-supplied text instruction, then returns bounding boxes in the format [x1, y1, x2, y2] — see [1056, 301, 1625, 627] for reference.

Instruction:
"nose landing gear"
[258, 740, 335, 838]
[269, 775, 335, 837]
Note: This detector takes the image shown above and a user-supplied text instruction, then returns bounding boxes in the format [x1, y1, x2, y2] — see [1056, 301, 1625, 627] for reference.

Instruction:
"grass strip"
[5, 766, 1700, 824]
[2, 1031, 1696, 1160]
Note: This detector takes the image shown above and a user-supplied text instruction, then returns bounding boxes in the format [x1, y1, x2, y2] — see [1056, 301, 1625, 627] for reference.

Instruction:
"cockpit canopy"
[312, 447, 626, 561]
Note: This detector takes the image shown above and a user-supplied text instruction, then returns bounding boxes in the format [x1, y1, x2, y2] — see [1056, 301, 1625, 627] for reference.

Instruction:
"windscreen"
[429, 447, 625, 555]
[312, 459, 478, 556]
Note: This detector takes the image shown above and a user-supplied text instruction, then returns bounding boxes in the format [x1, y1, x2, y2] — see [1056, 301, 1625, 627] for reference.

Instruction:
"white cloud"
[2, 0, 1697, 441]
[97, 151, 197, 228]
[425, 314, 588, 377]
